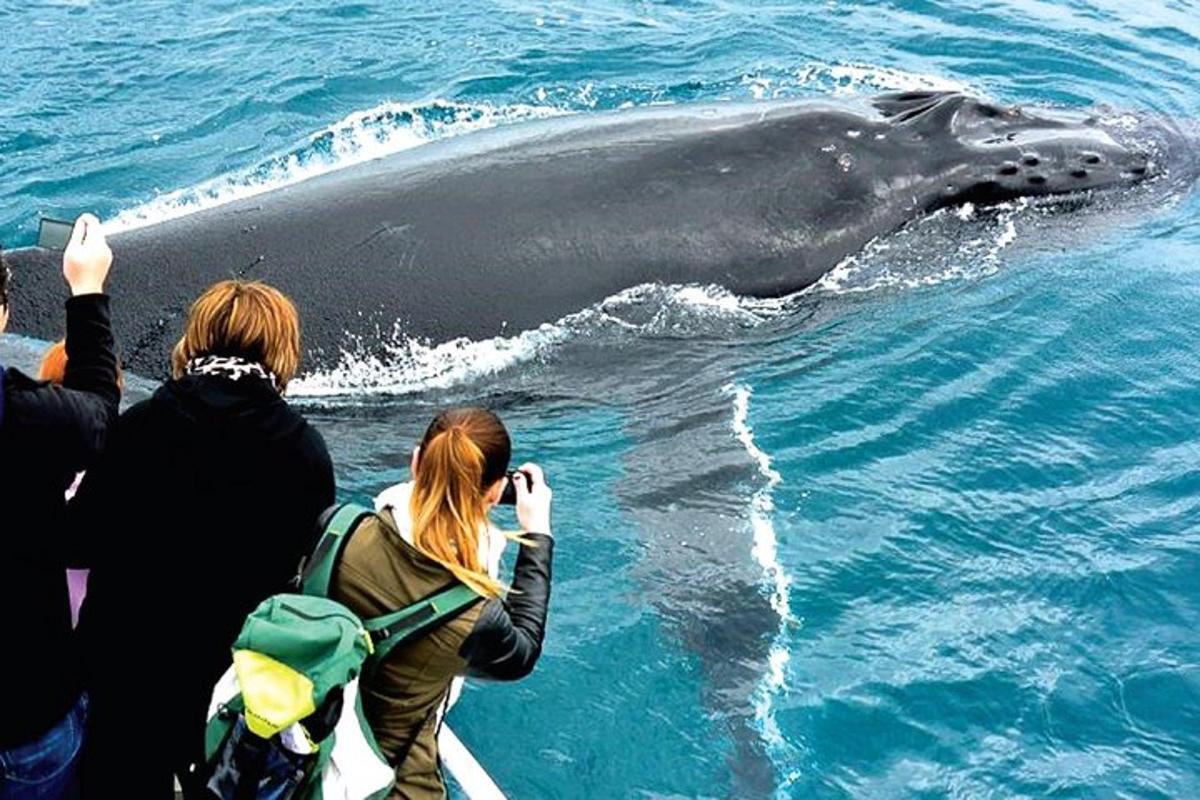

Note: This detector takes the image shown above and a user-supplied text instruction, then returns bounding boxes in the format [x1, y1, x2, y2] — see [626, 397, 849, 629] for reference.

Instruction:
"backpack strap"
[298, 502, 376, 597]
[364, 584, 481, 665]
[300, 502, 483, 664]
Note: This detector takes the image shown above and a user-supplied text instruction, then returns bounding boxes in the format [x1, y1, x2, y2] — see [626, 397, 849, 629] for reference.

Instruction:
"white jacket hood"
[374, 481, 508, 579]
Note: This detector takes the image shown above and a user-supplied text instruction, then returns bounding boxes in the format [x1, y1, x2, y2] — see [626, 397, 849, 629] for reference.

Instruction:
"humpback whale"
[5, 91, 1165, 376]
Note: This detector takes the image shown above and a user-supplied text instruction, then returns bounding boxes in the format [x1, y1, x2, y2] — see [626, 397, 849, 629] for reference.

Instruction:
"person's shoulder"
[289, 408, 332, 457]
[2, 367, 71, 418]
[1, 368, 105, 444]
[273, 405, 333, 490]
[118, 396, 156, 426]
[3, 365, 42, 393]
[1, 367, 47, 428]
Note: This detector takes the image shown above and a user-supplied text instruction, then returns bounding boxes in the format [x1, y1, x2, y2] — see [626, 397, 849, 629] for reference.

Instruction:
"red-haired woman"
[332, 407, 555, 800]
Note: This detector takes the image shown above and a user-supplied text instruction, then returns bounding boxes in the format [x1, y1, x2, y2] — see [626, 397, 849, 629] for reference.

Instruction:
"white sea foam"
[816, 198, 1033, 294]
[108, 100, 570, 233]
[793, 62, 971, 97]
[728, 385, 792, 623]
[290, 283, 781, 398]
[666, 284, 753, 315]
[746, 76, 772, 101]
[289, 320, 570, 398]
[727, 383, 802, 793]
[736, 61, 970, 102]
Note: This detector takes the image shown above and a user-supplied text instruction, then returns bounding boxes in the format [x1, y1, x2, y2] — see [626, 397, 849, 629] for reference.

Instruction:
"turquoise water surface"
[2, 2, 1200, 798]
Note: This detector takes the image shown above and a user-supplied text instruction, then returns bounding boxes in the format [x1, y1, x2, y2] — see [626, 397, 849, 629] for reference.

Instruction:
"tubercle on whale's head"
[875, 91, 1155, 207]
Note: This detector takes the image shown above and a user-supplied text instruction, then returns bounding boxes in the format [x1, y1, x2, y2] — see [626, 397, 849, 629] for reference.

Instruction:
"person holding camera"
[0, 215, 119, 800]
[331, 407, 555, 800]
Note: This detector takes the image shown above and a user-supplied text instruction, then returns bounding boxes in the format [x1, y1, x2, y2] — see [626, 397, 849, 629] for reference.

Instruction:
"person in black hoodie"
[69, 279, 335, 798]
[0, 215, 119, 800]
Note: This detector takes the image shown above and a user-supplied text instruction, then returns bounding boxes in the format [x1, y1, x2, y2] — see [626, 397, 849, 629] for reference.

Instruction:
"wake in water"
[727, 384, 803, 795]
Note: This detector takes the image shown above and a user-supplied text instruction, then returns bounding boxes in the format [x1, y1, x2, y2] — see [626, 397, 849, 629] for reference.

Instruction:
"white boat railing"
[439, 724, 508, 800]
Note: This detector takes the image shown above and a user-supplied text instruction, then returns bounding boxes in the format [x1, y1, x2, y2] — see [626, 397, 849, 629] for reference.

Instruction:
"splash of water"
[817, 199, 1033, 294]
[794, 62, 972, 97]
[108, 100, 570, 233]
[290, 284, 784, 398]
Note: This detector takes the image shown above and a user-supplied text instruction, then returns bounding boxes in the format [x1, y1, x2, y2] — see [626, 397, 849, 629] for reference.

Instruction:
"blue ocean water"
[2, 2, 1200, 798]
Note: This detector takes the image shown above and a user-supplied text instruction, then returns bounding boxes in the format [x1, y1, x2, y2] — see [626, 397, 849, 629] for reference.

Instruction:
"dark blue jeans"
[0, 694, 87, 800]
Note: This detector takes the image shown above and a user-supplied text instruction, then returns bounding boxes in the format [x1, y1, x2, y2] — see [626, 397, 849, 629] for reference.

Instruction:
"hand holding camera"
[504, 463, 553, 536]
[61, 214, 113, 297]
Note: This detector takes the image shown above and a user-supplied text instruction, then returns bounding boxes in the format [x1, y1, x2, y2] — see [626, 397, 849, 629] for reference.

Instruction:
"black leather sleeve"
[459, 533, 554, 680]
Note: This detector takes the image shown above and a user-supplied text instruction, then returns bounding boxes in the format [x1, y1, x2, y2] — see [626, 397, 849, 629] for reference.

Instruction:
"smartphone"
[37, 217, 75, 250]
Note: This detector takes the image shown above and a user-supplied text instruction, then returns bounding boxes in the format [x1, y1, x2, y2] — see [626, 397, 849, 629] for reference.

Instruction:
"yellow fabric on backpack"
[233, 649, 316, 739]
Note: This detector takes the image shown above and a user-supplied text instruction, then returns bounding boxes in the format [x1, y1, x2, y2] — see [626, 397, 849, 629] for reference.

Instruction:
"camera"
[498, 469, 533, 506]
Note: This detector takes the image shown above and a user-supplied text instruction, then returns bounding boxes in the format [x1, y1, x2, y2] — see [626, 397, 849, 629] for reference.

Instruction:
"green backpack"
[203, 504, 480, 800]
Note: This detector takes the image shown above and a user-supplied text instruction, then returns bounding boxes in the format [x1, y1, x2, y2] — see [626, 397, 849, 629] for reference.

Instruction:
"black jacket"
[0, 294, 120, 749]
[70, 372, 335, 796]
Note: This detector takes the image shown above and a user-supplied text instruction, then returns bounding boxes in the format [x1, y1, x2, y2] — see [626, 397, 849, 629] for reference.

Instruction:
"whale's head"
[874, 92, 1154, 206]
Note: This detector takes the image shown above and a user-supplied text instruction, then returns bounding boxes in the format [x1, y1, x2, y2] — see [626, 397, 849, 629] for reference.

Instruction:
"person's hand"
[513, 463, 553, 536]
[62, 214, 112, 296]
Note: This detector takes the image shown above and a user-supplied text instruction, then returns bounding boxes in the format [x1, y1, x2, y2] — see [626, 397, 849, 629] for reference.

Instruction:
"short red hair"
[40, 338, 124, 390]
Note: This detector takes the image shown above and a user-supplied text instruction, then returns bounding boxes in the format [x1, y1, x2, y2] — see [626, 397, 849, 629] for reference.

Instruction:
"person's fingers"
[518, 463, 545, 484]
[69, 216, 89, 248]
[73, 213, 101, 246]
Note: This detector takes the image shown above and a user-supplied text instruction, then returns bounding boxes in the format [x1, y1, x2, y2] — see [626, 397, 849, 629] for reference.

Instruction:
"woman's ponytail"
[409, 409, 511, 597]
